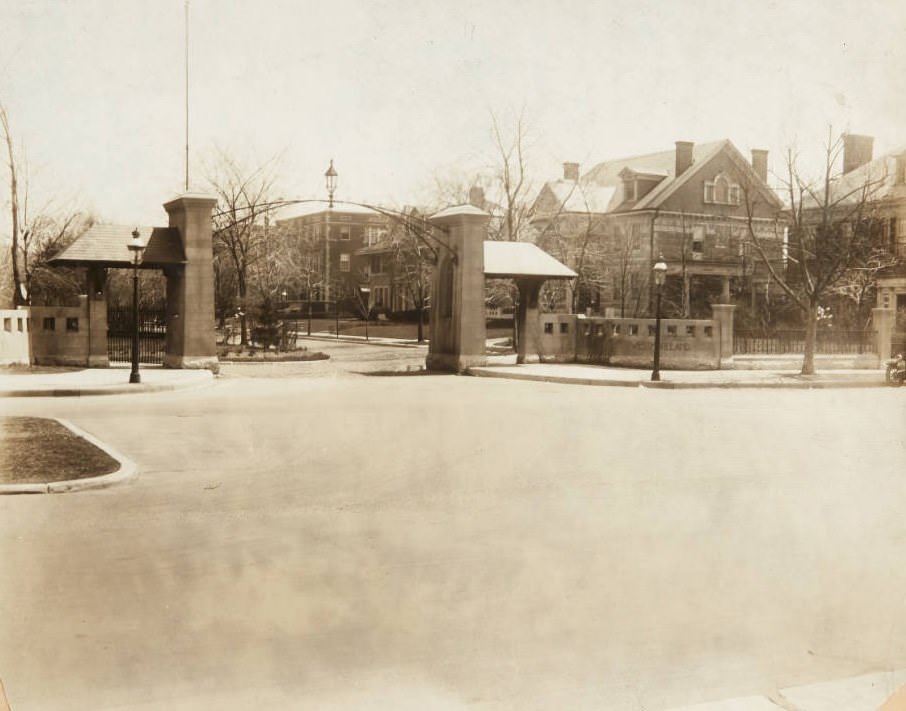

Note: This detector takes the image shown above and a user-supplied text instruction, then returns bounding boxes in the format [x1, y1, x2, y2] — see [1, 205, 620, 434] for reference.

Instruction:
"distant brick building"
[276, 204, 390, 311]
[277, 204, 433, 316]
[531, 140, 784, 317]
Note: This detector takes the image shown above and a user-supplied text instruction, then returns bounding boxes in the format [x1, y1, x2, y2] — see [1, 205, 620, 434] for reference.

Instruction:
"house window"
[704, 173, 741, 205]
[715, 176, 729, 203]
[691, 225, 705, 258]
[66, 317, 79, 332]
[43, 317, 55, 331]
[559, 322, 569, 334]
[686, 325, 696, 336]
[339, 253, 350, 272]
[3, 318, 10, 332]
[366, 226, 388, 245]
[370, 255, 383, 274]
[667, 325, 677, 336]
[17, 318, 24, 332]
[628, 323, 638, 336]
[339, 227, 351, 241]
[704, 326, 713, 338]
[544, 322, 554, 334]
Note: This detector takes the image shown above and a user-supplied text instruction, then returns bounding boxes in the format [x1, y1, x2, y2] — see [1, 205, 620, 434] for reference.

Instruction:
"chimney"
[675, 141, 694, 176]
[751, 149, 769, 183]
[842, 134, 874, 174]
[563, 162, 580, 181]
[468, 186, 485, 208]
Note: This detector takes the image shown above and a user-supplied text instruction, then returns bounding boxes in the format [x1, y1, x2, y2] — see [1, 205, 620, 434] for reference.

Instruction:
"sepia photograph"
[1, 1, 905, 709]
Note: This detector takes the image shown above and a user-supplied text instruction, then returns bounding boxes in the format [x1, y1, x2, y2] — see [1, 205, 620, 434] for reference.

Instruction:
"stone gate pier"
[48, 193, 219, 370]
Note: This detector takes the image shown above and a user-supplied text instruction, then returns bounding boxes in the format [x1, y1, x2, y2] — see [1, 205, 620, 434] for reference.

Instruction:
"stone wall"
[29, 299, 91, 366]
[535, 313, 576, 362]
[536, 314, 722, 369]
[0, 308, 30, 365]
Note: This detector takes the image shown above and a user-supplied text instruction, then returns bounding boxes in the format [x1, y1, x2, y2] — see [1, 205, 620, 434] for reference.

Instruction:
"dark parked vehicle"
[885, 353, 906, 386]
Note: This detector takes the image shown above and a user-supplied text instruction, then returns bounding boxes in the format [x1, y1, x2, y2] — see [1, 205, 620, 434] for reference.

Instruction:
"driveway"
[1, 344, 905, 710]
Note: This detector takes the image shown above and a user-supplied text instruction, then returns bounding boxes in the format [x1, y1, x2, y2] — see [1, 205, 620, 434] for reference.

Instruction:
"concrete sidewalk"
[0, 365, 214, 397]
[469, 360, 888, 389]
[665, 669, 906, 710]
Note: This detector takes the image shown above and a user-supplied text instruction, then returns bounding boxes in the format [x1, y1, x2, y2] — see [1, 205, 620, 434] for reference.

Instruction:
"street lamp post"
[325, 159, 337, 209]
[128, 228, 147, 384]
[359, 286, 370, 341]
[324, 160, 337, 327]
[651, 256, 667, 382]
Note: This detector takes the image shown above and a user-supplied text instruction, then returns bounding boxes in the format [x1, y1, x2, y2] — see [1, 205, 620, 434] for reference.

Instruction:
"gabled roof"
[632, 141, 728, 209]
[585, 141, 723, 184]
[818, 147, 906, 207]
[50, 225, 186, 268]
[598, 141, 727, 210]
[542, 139, 783, 215]
[539, 180, 617, 214]
[483, 241, 577, 279]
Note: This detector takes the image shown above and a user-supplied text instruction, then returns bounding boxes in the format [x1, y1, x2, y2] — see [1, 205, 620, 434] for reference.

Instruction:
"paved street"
[1, 343, 905, 710]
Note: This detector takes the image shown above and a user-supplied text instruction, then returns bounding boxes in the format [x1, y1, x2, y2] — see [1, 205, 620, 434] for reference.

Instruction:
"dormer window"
[704, 173, 741, 205]
[619, 166, 666, 204]
[624, 180, 636, 202]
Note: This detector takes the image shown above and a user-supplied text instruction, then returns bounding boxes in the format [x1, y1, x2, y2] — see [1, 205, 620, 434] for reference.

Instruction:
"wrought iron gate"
[107, 307, 166, 364]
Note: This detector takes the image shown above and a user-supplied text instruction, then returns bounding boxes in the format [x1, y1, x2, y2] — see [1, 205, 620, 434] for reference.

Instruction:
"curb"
[467, 368, 888, 389]
[0, 418, 137, 494]
[0, 373, 215, 398]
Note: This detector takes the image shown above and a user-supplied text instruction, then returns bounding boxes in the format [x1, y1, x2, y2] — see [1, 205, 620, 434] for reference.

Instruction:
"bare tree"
[828, 246, 898, 329]
[278, 220, 326, 336]
[607, 222, 648, 318]
[207, 150, 282, 344]
[24, 210, 96, 306]
[1, 101, 25, 305]
[488, 108, 535, 243]
[386, 208, 434, 342]
[1, 102, 93, 307]
[744, 130, 888, 374]
[535, 187, 608, 314]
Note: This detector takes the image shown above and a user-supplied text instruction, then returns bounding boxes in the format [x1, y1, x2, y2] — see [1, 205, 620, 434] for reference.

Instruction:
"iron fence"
[107, 308, 166, 364]
[734, 329, 876, 355]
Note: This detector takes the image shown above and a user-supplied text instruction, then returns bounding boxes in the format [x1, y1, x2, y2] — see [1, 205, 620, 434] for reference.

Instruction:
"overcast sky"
[1, 0, 904, 227]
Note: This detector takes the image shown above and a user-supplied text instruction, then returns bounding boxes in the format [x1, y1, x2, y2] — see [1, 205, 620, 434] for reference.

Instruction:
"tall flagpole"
[185, 0, 190, 192]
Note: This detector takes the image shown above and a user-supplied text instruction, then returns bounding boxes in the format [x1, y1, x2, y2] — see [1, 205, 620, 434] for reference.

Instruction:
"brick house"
[276, 204, 391, 313]
[805, 134, 906, 352]
[277, 204, 434, 317]
[531, 140, 784, 317]
[826, 136, 906, 308]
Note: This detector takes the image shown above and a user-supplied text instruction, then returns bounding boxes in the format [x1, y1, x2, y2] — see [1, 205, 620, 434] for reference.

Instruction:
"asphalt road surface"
[1, 343, 905, 710]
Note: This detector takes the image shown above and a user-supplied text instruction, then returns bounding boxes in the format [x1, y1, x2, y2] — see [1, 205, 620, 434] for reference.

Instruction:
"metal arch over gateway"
[426, 205, 576, 372]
